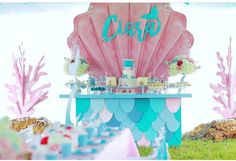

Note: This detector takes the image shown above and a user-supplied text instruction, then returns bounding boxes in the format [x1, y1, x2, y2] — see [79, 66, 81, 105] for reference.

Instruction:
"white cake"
[122, 68, 135, 78]
[119, 59, 137, 88]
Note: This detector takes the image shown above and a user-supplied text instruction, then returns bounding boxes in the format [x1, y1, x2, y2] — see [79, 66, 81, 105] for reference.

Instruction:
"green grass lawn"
[169, 139, 236, 160]
[138, 145, 153, 157]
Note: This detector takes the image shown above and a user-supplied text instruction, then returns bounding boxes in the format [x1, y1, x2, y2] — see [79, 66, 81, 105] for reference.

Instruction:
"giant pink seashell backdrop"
[68, 3, 194, 79]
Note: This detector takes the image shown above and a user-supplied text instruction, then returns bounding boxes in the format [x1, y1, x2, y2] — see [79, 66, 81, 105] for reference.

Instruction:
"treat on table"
[116, 88, 136, 93]
[137, 77, 149, 86]
[90, 86, 106, 92]
[10, 117, 51, 134]
[106, 77, 117, 87]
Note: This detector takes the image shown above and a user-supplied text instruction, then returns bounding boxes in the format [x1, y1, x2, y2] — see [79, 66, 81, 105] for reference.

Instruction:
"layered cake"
[119, 59, 137, 88]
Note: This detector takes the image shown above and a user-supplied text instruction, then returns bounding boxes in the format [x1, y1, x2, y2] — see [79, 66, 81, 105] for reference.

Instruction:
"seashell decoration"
[68, 3, 194, 79]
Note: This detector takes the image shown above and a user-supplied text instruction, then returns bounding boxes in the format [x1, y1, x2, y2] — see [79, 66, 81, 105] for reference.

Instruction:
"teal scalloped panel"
[137, 117, 150, 132]
[152, 116, 164, 132]
[150, 98, 165, 113]
[165, 125, 181, 146]
[145, 126, 158, 141]
[143, 107, 157, 122]
[165, 126, 174, 142]
[90, 99, 104, 112]
[159, 106, 173, 122]
[135, 99, 149, 113]
[174, 126, 182, 143]
[119, 99, 134, 113]
[76, 113, 84, 122]
[105, 99, 119, 113]
[114, 108, 128, 122]
[168, 135, 181, 146]
[83, 105, 94, 118]
[132, 125, 142, 141]
[128, 107, 143, 122]
[166, 114, 180, 132]
[76, 98, 90, 113]
[121, 118, 135, 130]
[174, 107, 181, 122]
[106, 114, 121, 127]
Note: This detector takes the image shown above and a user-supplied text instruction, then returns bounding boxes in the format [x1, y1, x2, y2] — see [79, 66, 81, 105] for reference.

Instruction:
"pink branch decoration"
[5, 45, 51, 118]
[210, 37, 236, 119]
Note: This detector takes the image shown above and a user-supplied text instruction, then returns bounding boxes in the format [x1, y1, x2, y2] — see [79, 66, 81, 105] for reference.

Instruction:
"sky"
[0, 3, 235, 132]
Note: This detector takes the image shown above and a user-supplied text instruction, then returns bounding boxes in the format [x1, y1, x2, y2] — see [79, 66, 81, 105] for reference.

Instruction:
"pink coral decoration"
[67, 3, 194, 79]
[210, 37, 236, 119]
[5, 45, 51, 118]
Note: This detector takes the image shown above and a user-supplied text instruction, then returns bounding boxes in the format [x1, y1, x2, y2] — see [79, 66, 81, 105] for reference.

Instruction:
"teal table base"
[60, 94, 191, 147]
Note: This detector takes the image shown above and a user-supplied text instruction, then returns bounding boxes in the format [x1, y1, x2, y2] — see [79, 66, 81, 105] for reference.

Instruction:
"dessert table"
[60, 93, 191, 146]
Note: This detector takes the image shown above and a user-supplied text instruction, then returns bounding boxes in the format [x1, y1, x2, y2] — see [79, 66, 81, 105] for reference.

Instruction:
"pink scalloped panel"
[99, 107, 113, 122]
[137, 134, 150, 146]
[166, 98, 181, 113]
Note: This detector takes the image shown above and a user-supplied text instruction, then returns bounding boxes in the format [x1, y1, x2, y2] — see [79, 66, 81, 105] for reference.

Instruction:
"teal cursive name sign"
[102, 5, 161, 42]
